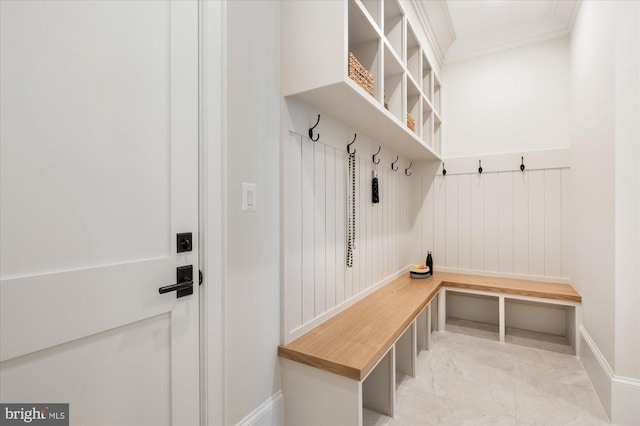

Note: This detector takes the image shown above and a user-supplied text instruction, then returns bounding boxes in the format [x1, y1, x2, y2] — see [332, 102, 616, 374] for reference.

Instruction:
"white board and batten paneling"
[282, 100, 416, 344]
[282, 100, 573, 345]
[418, 149, 571, 282]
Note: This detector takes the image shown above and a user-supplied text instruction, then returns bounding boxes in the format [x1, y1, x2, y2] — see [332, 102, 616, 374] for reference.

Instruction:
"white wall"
[420, 37, 573, 283]
[570, 1, 640, 424]
[613, 0, 640, 381]
[611, 3, 640, 424]
[569, 0, 616, 386]
[442, 36, 570, 158]
[281, 99, 417, 344]
[202, 1, 225, 424]
[225, 1, 282, 424]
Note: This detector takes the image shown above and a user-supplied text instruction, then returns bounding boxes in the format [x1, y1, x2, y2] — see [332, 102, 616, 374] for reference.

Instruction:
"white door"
[0, 1, 199, 425]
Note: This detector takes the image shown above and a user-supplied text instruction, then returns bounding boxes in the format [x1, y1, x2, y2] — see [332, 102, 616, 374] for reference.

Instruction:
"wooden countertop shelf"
[277, 271, 581, 381]
[438, 272, 581, 303]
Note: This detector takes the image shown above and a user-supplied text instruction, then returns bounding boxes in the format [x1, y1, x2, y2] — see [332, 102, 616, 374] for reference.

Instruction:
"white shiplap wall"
[281, 100, 572, 344]
[283, 131, 414, 344]
[419, 166, 571, 281]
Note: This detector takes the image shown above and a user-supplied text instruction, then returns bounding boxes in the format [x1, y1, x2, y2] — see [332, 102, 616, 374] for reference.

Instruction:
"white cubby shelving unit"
[361, 299, 437, 422]
[280, 293, 440, 426]
[281, 0, 443, 160]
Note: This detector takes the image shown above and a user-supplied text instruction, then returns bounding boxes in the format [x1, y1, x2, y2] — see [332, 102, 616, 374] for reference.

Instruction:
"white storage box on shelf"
[281, 0, 443, 160]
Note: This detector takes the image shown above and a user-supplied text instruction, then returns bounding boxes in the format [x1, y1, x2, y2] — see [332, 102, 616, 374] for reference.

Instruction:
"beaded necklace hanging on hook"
[346, 135, 357, 268]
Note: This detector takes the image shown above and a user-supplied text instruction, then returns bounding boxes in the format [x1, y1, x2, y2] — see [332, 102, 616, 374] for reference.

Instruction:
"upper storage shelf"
[281, 0, 442, 161]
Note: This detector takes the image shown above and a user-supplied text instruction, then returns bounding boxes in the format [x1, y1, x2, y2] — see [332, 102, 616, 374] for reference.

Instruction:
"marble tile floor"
[364, 331, 610, 426]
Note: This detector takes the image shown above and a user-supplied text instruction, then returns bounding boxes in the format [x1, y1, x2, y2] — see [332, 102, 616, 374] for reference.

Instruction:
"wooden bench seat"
[278, 271, 581, 381]
[278, 273, 440, 381]
[438, 272, 581, 303]
[279, 271, 581, 425]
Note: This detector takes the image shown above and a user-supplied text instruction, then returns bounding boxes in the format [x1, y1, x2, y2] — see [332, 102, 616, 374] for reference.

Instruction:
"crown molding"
[444, 27, 571, 64]
[410, 0, 456, 67]
[566, 0, 582, 33]
[443, 0, 581, 64]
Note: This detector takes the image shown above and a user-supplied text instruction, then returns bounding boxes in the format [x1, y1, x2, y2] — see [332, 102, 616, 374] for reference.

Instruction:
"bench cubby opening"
[445, 291, 500, 342]
[362, 348, 395, 417]
[438, 286, 580, 355]
[395, 322, 416, 388]
[504, 298, 576, 354]
[431, 293, 439, 333]
[416, 305, 429, 352]
[416, 297, 437, 355]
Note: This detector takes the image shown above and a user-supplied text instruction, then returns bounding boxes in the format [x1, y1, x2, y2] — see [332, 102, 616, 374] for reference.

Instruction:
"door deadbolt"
[177, 232, 192, 253]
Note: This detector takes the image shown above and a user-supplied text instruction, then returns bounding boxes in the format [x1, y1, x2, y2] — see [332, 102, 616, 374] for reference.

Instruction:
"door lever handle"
[158, 280, 194, 294]
[159, 265, 194, 298]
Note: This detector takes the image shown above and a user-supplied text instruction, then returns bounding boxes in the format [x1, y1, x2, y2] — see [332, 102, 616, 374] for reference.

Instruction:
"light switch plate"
[242, 183, 257, 212]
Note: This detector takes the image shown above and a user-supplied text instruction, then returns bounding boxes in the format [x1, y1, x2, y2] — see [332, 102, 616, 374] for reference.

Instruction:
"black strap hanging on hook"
[391, 155, 399, 171]
[372, 146, 381, 164]
[478, 160, 483, 174]
[520, 156, 525, 172]
[308, 114, 320, 142]
[372, 147, 380, 203]
[347, 134, 357, 154]
[405, 162, 413, 176]
[442, 162, 447, 176]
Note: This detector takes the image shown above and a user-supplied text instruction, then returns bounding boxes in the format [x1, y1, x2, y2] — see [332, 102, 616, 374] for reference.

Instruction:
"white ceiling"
[439, 0, 580, 63]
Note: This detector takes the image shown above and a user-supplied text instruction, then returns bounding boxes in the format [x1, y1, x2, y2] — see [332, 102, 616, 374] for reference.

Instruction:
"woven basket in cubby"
[348, 52, 374, 97]
[407, 113, 416, 132]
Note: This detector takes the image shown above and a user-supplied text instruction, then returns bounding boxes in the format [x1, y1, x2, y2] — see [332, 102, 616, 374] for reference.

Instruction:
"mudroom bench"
[278, 272, 581, 426]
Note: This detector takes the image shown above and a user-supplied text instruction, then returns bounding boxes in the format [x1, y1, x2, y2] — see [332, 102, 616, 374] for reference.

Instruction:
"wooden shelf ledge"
[277, 272, 580, 381]
[438, 272, 581, 303]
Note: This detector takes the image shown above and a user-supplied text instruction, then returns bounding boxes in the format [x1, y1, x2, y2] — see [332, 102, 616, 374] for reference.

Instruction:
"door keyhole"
[177, 233, 193, 253]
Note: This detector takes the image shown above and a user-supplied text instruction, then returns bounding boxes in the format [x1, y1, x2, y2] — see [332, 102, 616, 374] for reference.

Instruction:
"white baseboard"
[611, 376, 640, 426]
[579, 326, 640, 425]
[236, 391, 284, 426]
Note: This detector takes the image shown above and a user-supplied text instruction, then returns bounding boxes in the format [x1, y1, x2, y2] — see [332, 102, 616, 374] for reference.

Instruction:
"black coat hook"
[372, 146, 381, 164]
[478, 160, 483, 174]
[391, 155, 399, 171]
[405, 162, 413, 176]
[347, 134, 357, 154]
[520, 156, 525, 172]
[308, 114, 320, 142]
[442, 162, 447, 176]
